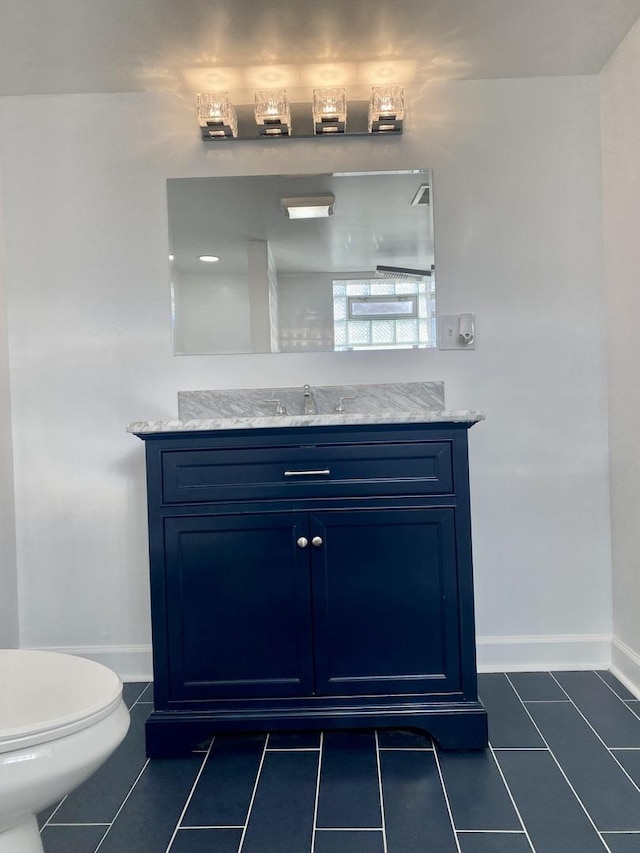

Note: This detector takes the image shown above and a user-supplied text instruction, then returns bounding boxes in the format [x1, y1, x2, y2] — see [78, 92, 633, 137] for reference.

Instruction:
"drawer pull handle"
[297, 537, 309, 549]
[312, 536, 323, 547]
[284, 469, 331, 477]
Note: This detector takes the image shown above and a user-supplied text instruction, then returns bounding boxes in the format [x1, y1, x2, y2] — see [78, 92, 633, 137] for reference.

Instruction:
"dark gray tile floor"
[38, 671, 640, 852]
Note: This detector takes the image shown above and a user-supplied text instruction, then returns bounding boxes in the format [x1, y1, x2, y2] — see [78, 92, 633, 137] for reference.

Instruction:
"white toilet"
[0, 649, 130, 853]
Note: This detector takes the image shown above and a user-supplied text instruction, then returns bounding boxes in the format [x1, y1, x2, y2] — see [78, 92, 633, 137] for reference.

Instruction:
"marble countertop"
[128, 410, 485, 435]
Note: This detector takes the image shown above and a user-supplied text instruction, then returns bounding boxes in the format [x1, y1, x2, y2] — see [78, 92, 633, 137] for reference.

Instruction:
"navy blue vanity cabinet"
[163, 512, 315, 700]
[308, 507, 461, 697]
[135, 422, 488, 756]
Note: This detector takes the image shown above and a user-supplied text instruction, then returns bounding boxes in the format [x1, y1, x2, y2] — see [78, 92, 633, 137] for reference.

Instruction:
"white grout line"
[432, 743, 462, 853]
[524, 700, 570, 704]
[456, 829, 527, 834]
[506, 673, 613, 853]
[624, 703, 640, 725]
[39, 795, 68, 832]
[93, 758, 151, 853]
[316, 827, 384, 832]
[378, 746, 433, 751]
[164, 738, 215, 853]
[602, 830, 640, 834]
[594, 672, 624, 699]
[374, 731, 389, 853]
[47, 822, 110, 827]
[594, 673, 640, 724]
[548, 673, 640, 800]
[128, 682, 152, 710]
[492, 748, 548, 752]
[310, 732, 323, 853]
[180, 825, 244, 830]
[265, 747, 321, 752]
[236, 734, 270, 853]
[594, 671, 632, 703]
[486, 743, 536, 853]
[623, 703, 640, 723]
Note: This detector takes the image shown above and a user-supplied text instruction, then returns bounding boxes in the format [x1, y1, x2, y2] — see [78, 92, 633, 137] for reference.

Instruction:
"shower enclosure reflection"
[168, 169, 435, 355]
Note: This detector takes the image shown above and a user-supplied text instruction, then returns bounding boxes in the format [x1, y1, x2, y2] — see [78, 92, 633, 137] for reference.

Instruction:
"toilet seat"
[0, 650, 123, 754]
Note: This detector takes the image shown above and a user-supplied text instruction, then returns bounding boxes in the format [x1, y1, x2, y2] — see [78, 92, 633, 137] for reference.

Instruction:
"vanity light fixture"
[198, 255, 220, 263]
[254, 89, 291, 136]
[197, 92, 238, 139]
[368, 85, 405, 134]
[281, 195, 336, 219]
[197, 85, 404, 141]
[312, 87, 347, 134]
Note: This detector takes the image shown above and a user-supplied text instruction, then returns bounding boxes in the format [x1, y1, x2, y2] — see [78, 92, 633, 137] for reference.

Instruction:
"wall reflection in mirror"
[168, 169, 435, 355]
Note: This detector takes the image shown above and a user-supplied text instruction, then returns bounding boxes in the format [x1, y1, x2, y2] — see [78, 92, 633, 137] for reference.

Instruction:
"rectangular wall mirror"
[168, 169, 435, 355]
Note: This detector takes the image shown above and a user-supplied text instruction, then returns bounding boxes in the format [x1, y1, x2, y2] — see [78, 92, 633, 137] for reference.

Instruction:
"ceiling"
[167, 171, 434, 277]
[1, 0, 639, 97]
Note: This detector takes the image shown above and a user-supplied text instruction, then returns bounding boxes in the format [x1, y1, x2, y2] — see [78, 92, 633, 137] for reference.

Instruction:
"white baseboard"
[24, 644, 153, 682]
[26, 635, 613, 683]
[476, 633, 612, 672]
[610, 636, 640, 699]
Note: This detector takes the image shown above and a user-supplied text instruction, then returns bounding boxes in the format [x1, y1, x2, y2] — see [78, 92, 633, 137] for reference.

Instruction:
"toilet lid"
[0, 650, 123, 753]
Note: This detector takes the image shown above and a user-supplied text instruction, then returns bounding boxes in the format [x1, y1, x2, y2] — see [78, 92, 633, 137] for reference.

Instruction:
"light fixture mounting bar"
[200, 100, 403, 142]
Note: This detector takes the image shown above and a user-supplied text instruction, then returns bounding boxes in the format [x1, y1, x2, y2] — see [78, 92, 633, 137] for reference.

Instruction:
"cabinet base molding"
[145, 701, 488, 757]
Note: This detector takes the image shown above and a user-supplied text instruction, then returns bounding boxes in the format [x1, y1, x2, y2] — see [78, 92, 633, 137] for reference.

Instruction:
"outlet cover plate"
[438, 314, 476, 350]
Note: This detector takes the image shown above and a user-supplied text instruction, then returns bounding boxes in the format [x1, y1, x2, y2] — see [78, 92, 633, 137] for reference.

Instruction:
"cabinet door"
[163, 513, 314, 700]
[310, 508, 461, 696]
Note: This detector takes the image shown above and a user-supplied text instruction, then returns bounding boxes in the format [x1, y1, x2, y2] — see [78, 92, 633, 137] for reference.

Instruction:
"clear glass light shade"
[254, 89, 291, 135]
[312, 87, 347, 133]
[368, 85, 405, 133]
[197, 92, 238, 138]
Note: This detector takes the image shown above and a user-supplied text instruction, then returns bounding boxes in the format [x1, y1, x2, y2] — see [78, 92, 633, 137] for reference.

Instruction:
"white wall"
[278, 273, 336, 351]
[600, 18, 640, 692]
[173, 271, 251, 354]
[0, 78, 611, 677]
[0, 162, 18, 648]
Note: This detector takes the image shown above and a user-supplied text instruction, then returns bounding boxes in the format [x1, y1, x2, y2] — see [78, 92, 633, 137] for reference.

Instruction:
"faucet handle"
[334, 395, 356, 413]
[264, 399, 287, 415]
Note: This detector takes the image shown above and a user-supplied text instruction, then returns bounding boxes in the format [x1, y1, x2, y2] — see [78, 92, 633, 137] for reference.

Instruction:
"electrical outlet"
[438, 314, 476, 350]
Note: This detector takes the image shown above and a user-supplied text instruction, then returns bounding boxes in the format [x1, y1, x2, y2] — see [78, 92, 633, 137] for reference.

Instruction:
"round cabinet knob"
[297, 537, 309, 548]
[311, 536, 323, 547]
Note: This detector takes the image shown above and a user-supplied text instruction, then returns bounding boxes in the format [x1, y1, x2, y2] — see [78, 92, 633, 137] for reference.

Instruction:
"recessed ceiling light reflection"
[199, 255, 220, 262]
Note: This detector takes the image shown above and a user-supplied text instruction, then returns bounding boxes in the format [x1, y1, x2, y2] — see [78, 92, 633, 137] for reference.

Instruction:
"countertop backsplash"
[177, 381, 446, 420]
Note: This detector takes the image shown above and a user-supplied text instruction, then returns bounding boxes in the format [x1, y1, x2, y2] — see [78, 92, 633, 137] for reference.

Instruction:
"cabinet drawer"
[161, 441, 453, 504]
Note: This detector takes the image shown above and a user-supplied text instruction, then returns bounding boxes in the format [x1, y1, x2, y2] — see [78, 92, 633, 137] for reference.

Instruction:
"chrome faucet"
[303, 384, 317, 415]
[263, 398, 287, 415]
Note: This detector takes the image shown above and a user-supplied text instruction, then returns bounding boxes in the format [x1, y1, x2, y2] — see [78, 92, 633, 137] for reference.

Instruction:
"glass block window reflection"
[332, 278, 435, 351]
